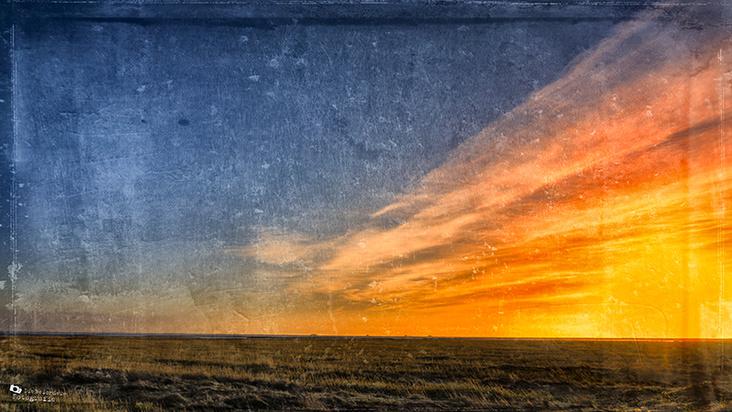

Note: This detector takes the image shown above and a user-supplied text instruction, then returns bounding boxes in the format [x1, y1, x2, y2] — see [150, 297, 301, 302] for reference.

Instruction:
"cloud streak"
[280, 9, 732, 337]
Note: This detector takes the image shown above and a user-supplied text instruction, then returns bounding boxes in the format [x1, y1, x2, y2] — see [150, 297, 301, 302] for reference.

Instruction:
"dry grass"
[0, 336, 729, 410]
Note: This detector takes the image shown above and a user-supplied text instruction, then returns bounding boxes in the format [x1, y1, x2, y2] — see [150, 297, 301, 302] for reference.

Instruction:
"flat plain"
[0, 335, 729, 411]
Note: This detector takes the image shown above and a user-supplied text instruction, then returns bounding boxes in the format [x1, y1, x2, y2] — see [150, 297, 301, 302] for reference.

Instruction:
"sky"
[6, 4, 731, 337]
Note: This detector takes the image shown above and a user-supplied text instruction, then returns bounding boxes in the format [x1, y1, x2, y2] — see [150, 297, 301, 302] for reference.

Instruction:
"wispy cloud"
[229, 227, 333, 268]
[282, 11, 732, 337]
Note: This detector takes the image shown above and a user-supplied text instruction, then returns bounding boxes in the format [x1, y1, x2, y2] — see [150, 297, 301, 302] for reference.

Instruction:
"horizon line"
[1, 331, 730, 342]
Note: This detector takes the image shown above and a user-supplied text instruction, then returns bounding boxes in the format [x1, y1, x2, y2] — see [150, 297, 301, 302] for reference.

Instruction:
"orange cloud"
[284, 10, 732, 338]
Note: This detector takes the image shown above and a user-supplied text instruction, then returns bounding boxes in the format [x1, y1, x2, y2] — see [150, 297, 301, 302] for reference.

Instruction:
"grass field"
[0, 335, 729, 411]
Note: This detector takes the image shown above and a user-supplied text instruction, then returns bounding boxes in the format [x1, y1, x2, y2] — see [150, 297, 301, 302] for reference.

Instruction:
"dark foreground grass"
[0, 335, 729, 411]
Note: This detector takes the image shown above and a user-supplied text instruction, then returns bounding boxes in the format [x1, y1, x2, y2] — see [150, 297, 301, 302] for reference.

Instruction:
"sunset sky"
[9, 4, 731, 337]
